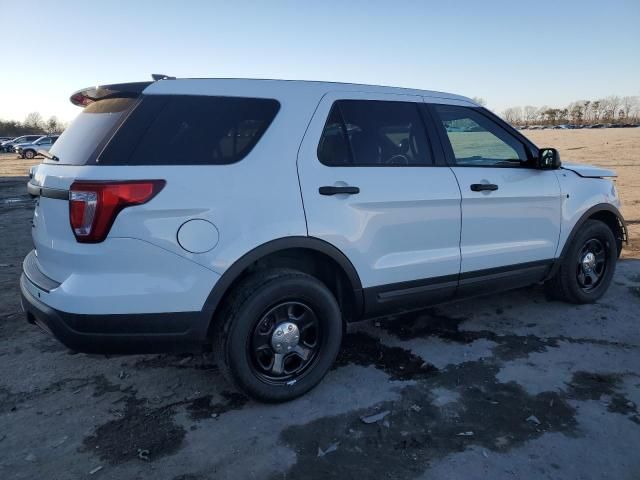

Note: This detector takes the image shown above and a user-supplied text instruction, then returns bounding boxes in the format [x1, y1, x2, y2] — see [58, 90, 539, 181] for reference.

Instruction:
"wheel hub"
[581, 252, 596, 271]
[271, 321, 300, 354]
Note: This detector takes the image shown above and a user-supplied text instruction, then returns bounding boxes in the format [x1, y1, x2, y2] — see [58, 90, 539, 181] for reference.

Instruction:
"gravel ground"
[1, 136, 639, 479]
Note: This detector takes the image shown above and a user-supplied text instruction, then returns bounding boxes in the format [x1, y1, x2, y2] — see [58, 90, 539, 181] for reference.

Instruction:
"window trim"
[426, 103, 539, 169]
[316, 99, 439, 168]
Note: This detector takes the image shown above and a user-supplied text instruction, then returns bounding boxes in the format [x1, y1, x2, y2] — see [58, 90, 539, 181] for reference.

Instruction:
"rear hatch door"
[29, 83, 150, 282]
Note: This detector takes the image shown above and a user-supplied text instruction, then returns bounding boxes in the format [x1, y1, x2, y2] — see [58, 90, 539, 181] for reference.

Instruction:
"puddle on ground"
[273, 356, 577, 480]
[83, 396, 187, 463]
[335, 332, 438, 380]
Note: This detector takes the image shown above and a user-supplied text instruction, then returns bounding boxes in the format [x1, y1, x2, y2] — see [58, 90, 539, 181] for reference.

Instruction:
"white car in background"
[15, 135, 59, 159]
[1, 134, 43, 153]
[21, 77, 627, 402]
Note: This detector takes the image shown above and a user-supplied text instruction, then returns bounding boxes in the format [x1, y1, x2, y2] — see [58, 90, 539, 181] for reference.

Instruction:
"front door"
[428, 103, 562, 293]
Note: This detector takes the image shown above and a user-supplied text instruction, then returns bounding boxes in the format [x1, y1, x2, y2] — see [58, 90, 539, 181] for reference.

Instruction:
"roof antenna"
[151, 74, 176, 81]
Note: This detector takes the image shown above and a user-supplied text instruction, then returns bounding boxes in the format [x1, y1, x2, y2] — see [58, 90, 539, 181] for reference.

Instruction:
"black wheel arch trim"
[199, 236, 364, 336]
[546, 203, 627, 281]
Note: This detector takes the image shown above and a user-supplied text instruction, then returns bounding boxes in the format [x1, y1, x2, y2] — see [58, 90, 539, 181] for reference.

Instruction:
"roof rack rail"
[151, 74, 176, 81]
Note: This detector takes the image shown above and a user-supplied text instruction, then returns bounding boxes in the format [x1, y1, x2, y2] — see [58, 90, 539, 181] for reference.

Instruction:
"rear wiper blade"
[39, 150, 59, 162]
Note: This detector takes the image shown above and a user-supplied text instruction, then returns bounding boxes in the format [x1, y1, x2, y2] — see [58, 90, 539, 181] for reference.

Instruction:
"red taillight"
[69, 180, 165, 243]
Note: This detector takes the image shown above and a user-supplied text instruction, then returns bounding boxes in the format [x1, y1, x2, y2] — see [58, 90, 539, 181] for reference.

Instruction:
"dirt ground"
[0, 129, 639, 479]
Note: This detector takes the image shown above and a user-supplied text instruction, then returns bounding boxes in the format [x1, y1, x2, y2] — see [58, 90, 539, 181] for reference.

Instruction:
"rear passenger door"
[298, 92, 462, 315]
[427, 102, 561, 293]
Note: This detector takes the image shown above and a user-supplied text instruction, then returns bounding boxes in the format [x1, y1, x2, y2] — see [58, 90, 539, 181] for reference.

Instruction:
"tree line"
[501, 96, 640, 126]
[0, 112, 66, 137]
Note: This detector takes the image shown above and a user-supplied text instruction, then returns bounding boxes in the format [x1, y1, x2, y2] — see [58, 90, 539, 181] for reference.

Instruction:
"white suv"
[21, 78, 627, 401]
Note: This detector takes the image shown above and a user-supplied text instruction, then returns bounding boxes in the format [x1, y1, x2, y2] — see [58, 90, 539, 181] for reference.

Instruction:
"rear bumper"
[21, 273, 210, 354]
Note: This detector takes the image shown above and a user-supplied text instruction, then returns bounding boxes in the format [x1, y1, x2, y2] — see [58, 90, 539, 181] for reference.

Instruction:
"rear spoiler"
[69, 82, 152, 107]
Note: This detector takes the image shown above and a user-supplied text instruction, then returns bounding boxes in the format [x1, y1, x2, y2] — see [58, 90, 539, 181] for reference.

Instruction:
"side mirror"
[538, 148, 561, 170]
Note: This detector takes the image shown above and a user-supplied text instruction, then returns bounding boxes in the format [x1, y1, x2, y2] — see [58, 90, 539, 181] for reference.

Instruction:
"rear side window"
[101, 95, 280, 166]
[318, 100, 433, 166]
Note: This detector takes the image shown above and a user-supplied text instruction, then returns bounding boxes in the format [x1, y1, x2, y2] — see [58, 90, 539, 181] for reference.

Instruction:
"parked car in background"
[15, 136, 59, 159]
[1, 135, 43, 153]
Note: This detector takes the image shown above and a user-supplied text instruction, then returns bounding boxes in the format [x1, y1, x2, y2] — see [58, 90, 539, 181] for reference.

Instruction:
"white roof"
[143, 77, 477, 106]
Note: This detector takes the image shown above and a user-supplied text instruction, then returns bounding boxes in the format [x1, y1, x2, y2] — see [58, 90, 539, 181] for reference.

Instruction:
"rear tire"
[213, 268, 342, 402]
[545, 219, 617, 303]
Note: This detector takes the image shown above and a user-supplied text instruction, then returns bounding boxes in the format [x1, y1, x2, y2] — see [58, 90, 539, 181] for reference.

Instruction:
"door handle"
[470, 183, 498, 192]
[319, 186, 360, 196]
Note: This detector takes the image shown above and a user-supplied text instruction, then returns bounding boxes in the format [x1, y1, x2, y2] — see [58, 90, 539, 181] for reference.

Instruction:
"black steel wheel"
[576, 238, 607, 292]
[250, 301, 321, 383]
[214, 268, 342, 402]
[545, 219, 617, 304]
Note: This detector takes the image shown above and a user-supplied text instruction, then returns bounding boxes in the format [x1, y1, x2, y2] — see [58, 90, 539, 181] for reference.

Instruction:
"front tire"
[546, 219, 617, 303]
[213, 269, 343, 402]
[24, 150, 35, 159]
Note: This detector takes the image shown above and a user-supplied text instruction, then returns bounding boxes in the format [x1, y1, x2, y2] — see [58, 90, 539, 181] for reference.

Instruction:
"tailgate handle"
[319, 186, 360, 196]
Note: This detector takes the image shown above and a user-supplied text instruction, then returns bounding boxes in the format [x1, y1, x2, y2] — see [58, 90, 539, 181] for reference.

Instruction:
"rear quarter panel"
[104, 80, 324, 274]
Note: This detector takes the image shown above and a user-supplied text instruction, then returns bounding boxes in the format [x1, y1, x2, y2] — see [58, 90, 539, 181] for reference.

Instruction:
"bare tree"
[558, 108, 569, 124]
[582, 100, 591, 123]
[24, 112, 43, 131]
[471, 97, 487, 107]
[46, 116, 63, 134]
[621, 96, 639, 120]
[568, 102, 585, 124]
[502, 106, 522, 124]
[524, 105, 537, 124]
[604, 96, 621, 122]
[488, 95, 638, 127]
[591, 100, 603, 122]
[537, 106, 548, 124]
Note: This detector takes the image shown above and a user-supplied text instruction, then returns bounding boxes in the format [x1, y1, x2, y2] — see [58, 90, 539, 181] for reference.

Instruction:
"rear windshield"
[99, 95, 280, 166]
[47, 98, 137, 165]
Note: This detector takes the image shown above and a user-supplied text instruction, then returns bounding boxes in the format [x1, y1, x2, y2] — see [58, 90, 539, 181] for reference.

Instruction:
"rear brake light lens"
[69, 180, 165, 243]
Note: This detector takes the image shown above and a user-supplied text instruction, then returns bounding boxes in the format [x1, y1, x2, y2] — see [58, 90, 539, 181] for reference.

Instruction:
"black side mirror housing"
[537, 148, 561, 170]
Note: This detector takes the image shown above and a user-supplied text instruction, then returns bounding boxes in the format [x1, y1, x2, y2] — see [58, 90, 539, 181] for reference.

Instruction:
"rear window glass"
[101, 95, 280, 166]
[47, 98, 137, 165]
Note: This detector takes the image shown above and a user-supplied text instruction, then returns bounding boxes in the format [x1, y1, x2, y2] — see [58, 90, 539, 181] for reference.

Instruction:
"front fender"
[554, 169, 623, 258]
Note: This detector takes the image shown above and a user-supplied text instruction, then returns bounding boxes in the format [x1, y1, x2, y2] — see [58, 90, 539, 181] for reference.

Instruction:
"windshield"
[47, 97, 138, 165]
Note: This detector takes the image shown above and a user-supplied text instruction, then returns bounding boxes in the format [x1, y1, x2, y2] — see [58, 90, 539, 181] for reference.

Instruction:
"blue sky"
[1, 0, 639, 122]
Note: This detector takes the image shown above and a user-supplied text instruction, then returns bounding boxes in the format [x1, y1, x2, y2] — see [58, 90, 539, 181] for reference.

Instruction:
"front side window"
[433, 105, 528, 167]
[318, 100, 433, 166]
